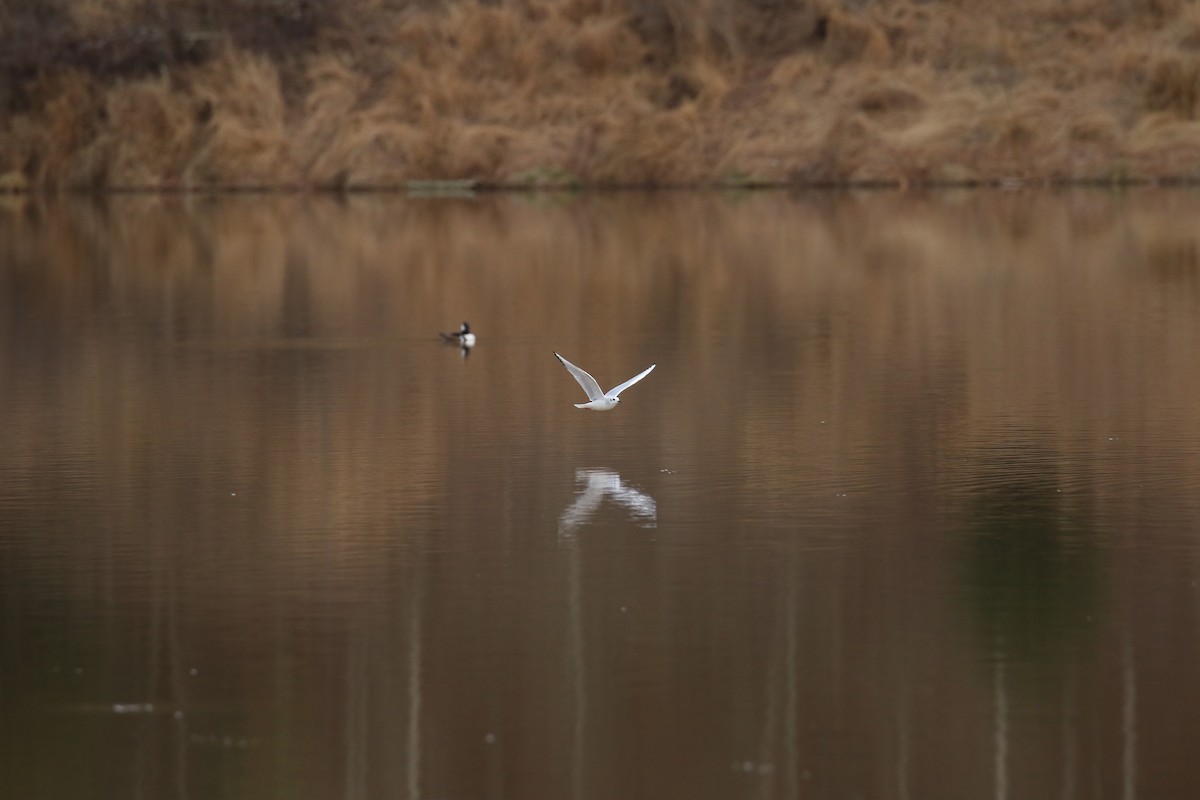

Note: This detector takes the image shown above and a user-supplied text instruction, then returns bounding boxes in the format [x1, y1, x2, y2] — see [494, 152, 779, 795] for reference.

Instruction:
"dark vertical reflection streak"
[994, 653, 1008, 800]
[344, 616, 367, 800]
[784, 548, 799, 800]
[568, 531, 585, 800]
[169, 566, 189, 800]
[1123, 625, 1137, 800]
[406, 566, 423, 800]
[1061, 668, 1076, 800]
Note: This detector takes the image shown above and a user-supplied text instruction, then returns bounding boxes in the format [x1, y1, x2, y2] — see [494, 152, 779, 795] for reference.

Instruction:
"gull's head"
[614, 397, 621, 404]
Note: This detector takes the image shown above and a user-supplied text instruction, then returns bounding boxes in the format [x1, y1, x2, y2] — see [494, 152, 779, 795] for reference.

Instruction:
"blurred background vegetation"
[2, 0, 1199, 189]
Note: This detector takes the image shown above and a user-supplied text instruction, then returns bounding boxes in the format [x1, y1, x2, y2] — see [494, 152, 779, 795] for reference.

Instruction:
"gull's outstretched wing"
[555, 353, 604, 401]
[607, 363, 656, 398]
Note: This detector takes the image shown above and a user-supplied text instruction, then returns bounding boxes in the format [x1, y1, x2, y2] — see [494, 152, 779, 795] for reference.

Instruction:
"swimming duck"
[439, 322, 476, 348]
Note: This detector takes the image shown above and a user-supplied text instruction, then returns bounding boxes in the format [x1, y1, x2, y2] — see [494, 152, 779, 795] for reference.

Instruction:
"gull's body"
[554, 352, 655, 411]
[439, 322, 476, 348]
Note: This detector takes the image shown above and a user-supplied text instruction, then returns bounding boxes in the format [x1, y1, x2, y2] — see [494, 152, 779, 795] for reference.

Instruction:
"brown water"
[2, 189, 1200, 799]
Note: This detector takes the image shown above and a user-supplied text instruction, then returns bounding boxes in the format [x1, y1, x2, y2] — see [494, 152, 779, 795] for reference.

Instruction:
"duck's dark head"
[460, 322, 471, 334]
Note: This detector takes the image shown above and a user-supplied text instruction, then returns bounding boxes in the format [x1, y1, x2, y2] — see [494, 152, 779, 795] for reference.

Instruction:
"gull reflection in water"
[558, 469, 657, 538]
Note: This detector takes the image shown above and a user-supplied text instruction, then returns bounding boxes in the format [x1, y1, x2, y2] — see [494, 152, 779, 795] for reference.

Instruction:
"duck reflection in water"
[558, 469, 657, 539]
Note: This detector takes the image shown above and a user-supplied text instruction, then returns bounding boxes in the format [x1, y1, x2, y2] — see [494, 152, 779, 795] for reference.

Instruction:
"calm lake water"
[2, 189, 1200, 798]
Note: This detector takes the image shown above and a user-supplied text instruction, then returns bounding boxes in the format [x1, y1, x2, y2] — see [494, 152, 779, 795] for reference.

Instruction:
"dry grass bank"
[4, 0, 1200, 189]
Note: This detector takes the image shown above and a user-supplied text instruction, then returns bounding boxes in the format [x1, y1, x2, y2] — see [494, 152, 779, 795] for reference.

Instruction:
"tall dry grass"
[4, 0, 1200, 188]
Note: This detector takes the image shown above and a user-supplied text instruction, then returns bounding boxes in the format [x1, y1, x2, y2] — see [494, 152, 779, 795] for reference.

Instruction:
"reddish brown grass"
[5, 0, 1200, 189]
